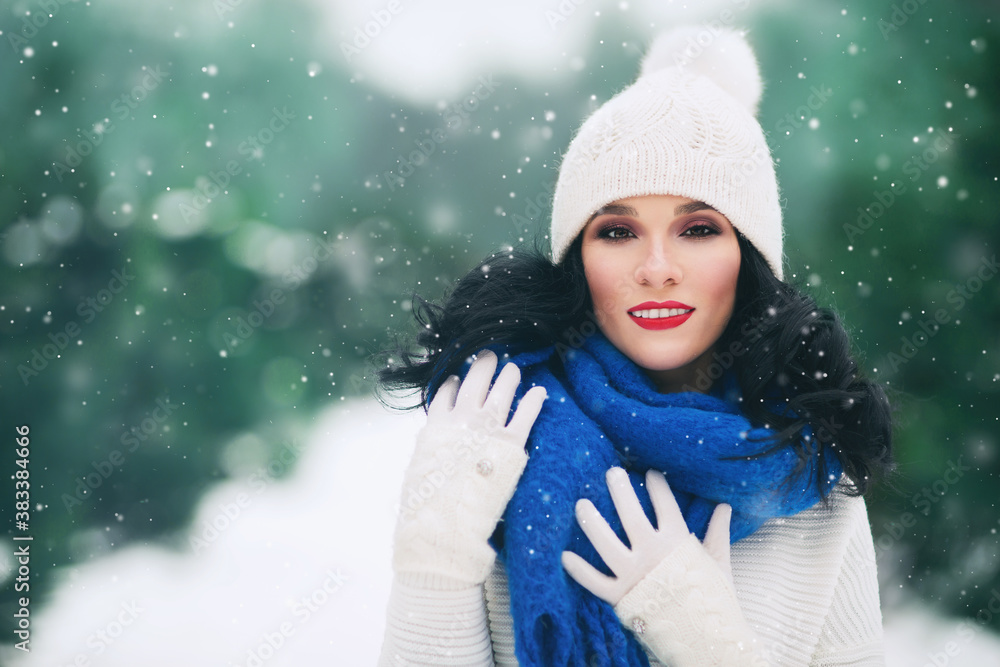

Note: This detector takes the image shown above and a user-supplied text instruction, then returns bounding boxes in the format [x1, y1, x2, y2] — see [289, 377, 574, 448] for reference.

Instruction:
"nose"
[634, 242, 681, 286]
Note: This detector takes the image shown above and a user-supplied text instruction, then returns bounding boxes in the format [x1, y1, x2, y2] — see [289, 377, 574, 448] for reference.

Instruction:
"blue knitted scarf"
[448, 328, 842, 666]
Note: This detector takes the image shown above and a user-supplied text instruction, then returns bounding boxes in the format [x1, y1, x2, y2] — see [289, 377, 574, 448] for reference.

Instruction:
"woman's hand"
[392, 349, 548, 587]
[563, 468, 769, 666]
[562, 467, 734, 606]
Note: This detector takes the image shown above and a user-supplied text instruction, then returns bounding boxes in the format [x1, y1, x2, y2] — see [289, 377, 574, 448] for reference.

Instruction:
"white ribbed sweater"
[379, 488, 885, 666]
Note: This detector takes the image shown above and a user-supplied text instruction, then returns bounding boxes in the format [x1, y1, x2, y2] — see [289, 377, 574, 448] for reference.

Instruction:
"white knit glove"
[392, 349, 548, 588]
[562, 467, 771, 667]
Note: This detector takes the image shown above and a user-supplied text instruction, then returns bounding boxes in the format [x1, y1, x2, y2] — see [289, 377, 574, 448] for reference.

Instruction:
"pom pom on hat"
[639, 27, 764, 117]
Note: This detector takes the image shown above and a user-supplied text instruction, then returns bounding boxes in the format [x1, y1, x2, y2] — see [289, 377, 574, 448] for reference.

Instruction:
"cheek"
[584, 264, 609, 313]
[587, 265, 627, 315]
[710, 247, 741, 314]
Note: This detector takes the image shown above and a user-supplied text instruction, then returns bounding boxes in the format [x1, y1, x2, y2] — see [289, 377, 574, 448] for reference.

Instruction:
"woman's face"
[580, 194, 741, 393]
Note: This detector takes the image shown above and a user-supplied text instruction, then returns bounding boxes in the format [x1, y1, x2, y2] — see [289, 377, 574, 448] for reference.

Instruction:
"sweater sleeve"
[483, 561, 519, 666]
[810, 496, 886, 666]
[377, 571, 496, 667]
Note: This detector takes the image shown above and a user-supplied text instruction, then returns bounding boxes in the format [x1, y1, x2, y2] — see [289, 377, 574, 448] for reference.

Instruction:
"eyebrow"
[674, 201, 719, 216]
[586, 200, 719, 225]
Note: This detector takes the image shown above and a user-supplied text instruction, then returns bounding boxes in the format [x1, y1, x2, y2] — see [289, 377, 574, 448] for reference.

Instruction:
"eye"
[597, 225, 634, 242]
[682, 223, 720, 238]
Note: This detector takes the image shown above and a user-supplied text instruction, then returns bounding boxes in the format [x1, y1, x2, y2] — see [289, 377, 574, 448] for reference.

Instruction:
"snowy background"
[1, 0, 998, 663]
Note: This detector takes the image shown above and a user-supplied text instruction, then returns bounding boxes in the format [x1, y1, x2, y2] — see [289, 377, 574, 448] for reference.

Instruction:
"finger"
[427, 375, 460, 417]
[561, 551, 618, 604]
[575, 498, 632, 573]
[605, 467, 654, 546]
[482, 361, 520, 425]
[703, 503, 733, 569]
[506, 384, 548, 436]
[645, 470, 689, 540]
[455, 349, 498, 408]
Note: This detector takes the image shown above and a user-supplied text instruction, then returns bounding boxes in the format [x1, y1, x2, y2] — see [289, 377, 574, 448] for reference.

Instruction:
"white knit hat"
[550, 26, 785, 280]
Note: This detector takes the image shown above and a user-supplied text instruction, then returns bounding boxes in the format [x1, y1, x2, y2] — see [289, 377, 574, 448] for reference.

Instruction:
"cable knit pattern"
[391, 414, 530, 586]
[393, 350, 545, 585]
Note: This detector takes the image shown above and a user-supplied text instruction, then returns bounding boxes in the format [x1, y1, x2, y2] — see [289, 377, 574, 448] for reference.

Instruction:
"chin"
[621, 342, 703, 374]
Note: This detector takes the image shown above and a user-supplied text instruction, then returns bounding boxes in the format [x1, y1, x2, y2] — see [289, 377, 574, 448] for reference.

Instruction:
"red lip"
[628, 301, 695, 330]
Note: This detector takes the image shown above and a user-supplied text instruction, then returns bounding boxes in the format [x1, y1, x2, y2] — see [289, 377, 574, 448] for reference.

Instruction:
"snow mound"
[3, 398, 423, 666]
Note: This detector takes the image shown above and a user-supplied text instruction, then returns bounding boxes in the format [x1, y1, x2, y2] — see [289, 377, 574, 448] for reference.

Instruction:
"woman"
[375, 26, 894, 666]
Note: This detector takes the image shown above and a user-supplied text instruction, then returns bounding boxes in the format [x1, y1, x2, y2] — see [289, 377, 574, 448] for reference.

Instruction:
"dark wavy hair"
[373, 231, 895, 497]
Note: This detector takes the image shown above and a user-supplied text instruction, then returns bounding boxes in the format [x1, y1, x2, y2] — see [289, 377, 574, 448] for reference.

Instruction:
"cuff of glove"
[392, 428, 528, 587]
[613, 534, 769, 667]
[393, 536, 499, 589]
